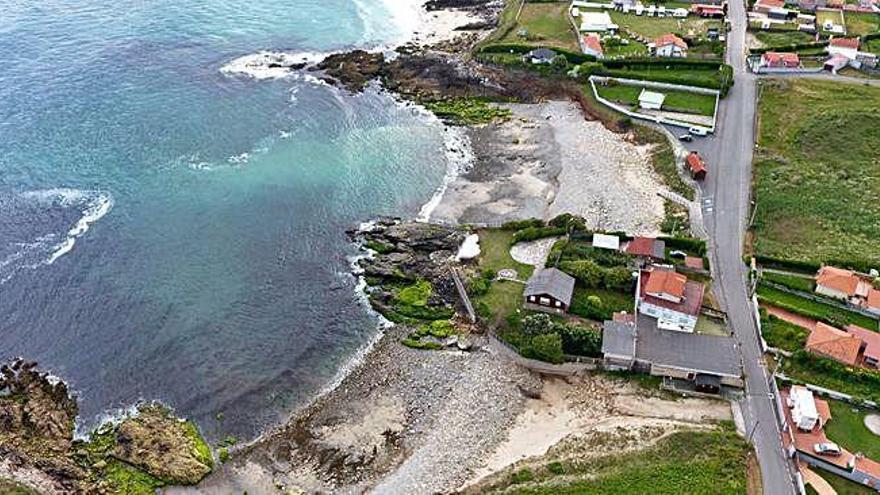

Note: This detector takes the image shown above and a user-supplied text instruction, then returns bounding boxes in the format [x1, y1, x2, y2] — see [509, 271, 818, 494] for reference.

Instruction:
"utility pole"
[748, 420, 761, 443]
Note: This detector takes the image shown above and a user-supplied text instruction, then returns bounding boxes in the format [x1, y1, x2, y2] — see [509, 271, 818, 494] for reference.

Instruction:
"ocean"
[0, 0, 459, 440]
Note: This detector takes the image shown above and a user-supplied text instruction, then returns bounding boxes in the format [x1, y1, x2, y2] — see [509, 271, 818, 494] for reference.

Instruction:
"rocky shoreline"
[0, 359, 213, 494]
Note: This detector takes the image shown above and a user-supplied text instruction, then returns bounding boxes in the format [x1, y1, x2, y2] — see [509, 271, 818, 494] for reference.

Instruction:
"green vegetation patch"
[423, 98, 512, 125]
[761, 312, 810, 352]
[570, 287, 635, 321]
[825, 400, 880, 459]
[483, 427, 750, 495]
[762, 271, 815, 293]
[632, 125, 695, 200]
[782, 350, 880, 401]
[479, 229, 535, 280]
[596, 82, 717, 116]
[756, 283, 878, 330]
[609, 10, 723, 40]
[498, 2, 580, 51]
[844, 11, 880, 37]
[753, 30, 817, 47]
[816, 468, 878, 495]
[754, 75, 880, 271]
[102, 459, 165, 495]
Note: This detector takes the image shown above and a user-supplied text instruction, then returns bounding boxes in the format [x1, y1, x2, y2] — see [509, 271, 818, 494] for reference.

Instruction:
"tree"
[560, 260, 604, 288]
[603, 267, 634, 290]
[558, 324, 603, 357]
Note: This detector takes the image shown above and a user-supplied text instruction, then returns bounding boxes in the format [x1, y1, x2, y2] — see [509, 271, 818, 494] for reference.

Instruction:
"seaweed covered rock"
[113, 404, 213, 485]
[0, 360, 213, 494]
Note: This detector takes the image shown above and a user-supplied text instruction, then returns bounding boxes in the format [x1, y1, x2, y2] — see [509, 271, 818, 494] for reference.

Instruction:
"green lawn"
[753, 30, 816, 47]
[762, 271, 815, 292]
[475, 279, 524, 330]
[825, 400, 880, 459]
[609, 11, 723, 41]
[844, 11, 880, 37]
[865, 37, 880, 55]
[782, 350, 880, 401]
[595, 83, 717, 116]
[478, 229, 534, 280]
[756, 283, 879, 330]
[817, 10, 845, 33]
[762, 314, 809, 352]
[604, 36, 649, 58]
[500, 2, 580, 51]
[480, 427, 751, 495]
[816, 469, 878, 495]
[753, 79, 880, 271]
[570, 287, 635, 321]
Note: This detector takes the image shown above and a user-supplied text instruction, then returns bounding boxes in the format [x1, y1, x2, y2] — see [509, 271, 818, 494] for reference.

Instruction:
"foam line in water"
[417, 124, 475, 222]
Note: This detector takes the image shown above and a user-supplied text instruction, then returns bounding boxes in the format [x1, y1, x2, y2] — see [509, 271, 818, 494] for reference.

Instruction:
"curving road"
[680, 0, 799, 493]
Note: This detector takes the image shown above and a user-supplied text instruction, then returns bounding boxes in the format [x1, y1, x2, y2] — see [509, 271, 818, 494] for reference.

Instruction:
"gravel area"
[865, 414, 880, 436]
[181, 326, 541, 495]
[509, 237, 560, 270]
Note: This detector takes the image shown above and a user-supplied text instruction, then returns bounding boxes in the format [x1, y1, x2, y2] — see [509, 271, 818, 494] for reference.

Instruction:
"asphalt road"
[682, 1, 799, 493]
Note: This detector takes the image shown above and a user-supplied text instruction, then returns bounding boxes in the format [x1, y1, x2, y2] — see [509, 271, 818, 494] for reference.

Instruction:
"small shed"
[638, 89, 666, 110]
[524, 268, 576, 314]
[686, 151, 707, 180]
[592, 233, 621, 251]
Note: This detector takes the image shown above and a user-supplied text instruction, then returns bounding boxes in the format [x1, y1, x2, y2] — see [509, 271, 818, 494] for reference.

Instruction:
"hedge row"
[479, 43, 599, 64]
[660, 236, 707, 256]
[749, 41, 829, 55]
[754, 255, 820, 274]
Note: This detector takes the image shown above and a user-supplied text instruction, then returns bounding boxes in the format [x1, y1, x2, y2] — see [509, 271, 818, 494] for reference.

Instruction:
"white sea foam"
[417, 125, 475, 222]
[19, 188, 114, 266]
[219, 50, 334, 81]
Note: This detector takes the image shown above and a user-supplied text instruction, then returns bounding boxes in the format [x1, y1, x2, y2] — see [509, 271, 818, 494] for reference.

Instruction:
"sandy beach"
[430, 101, 670, 235]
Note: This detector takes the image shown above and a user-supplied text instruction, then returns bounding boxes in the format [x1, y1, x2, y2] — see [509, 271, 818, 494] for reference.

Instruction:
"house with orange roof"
[760, 52, 801, 69]
[580, 33, 604, 59]
[782, 386, 880, 491]
[805, 322, 862, 366]
[867, 289, 880, 316]
[828, 37, 861, 59]
[815, 266, 870, 301]
[846, 325, 880, 369]
[754, 0, 786, 12]
[637, 266, 704, 332]
[623, 236, 666, 261]
[652, 33, 688, 57]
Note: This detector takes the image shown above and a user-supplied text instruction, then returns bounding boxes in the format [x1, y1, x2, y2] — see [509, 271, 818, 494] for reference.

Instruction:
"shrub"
[603, 266, 634, 291]
[511, 226, 567, 244]
[511, 468, 535, 484]
[559, 260, 605, 288]
[547, 461, 566, 475]
[501, 218, 545, 230]
[549, 213, 587, 232]
[525, 333, 565, 364]
[660, 236, 707, 256]
[522, 313, 556, 337]
[558, 324, 602, 357]
[422, 98, 512, 125]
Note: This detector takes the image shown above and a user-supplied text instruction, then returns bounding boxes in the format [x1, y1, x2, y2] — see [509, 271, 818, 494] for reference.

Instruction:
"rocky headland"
[0, 359, 213, 494]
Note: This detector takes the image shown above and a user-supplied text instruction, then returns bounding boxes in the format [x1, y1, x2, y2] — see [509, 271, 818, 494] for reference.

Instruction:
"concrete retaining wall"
[489, 334, 601, 376]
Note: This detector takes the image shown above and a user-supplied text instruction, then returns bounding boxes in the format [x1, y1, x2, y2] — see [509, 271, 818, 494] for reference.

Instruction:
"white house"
[827, 37, 860, 59]
[653, 33, 688, 57]
[638, 89, 666, 110]
[580, 11, 617, 32]
[788, 385, 820, 431]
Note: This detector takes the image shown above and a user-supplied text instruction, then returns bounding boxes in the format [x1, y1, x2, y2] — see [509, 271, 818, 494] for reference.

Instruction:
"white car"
[814, 443, 842, 456]
[688, 126, 709, 136]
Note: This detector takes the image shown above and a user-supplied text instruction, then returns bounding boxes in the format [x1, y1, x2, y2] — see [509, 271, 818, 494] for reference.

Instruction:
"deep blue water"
[0, 0, 450, 440]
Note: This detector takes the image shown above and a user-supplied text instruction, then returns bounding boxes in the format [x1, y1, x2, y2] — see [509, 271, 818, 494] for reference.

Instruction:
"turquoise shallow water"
[0, 0, 449, 439]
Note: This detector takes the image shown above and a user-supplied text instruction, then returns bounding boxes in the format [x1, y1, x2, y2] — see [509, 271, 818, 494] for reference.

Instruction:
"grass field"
[499, 3, 580, 51]
[762, 314, 809, 352]
[865, 37, 880, 55]
[825, 400, 880, 459]
[753, 79, 880, 270]
[762, 271, 815, 292]
[817, 9, 845, 33]
[756, 283, 879, 330]
[753, 30, 816, 47]
[816, 469, 878, 495]
[595, 82, 717, 116]
[609, 11, 723, 40]
[484, 427, 751, 495]
[474, 229, 534, 329]
[844, 11, 880, 37]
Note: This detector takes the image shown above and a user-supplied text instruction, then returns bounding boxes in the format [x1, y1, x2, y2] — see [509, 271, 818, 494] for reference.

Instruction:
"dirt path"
[801, 466, 837, 495]
[763, 305, 817, 331]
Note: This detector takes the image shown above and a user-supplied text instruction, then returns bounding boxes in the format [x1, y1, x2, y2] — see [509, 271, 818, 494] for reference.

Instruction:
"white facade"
[655, 42, 687, 57]
[789, 386, 819, 431]
[592, 233, 621, 250]
[638, 301, 697, 333]
[827, 44, 859, 60]
[815, 283, 850, 300]
[638, 89, 666, 110]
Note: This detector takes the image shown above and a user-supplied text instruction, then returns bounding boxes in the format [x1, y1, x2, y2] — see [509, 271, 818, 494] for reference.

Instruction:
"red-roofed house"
[686, 151, 707, 180]
[581, 33, 604, 59]
[806, 322, 862, 366]
[828, 37, 861, 59]
[760, 52, 801, 68]
[624, 237, 666, 260]
[638, 267, 705, 333]
[846, 325, 880, 369]
[867, 289, 880, 316]
[815, 266, 868, 300]
[782, 387, 880, 491]
[691, 4, 726, 17]
[653, 33, 688, 57]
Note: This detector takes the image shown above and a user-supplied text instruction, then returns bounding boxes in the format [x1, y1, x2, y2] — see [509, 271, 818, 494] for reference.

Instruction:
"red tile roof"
[806, 322, 862, 366]
[756, 0, 786, 8]
[816, 266, 860, 296]
[583, 34, 604, 55]
[830, 37, 861, 49]
[645, 269, 687, 299]
[655, 33, 688, 49]
[763, 52, 800, 67]
[684, 256, 704, 270]
[868, 289, 880, 310]
[639, 268, 704, 317]
[686, 152, 707, 174]
[846, 324, 880, 363]
[625, 237, 663, 259]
